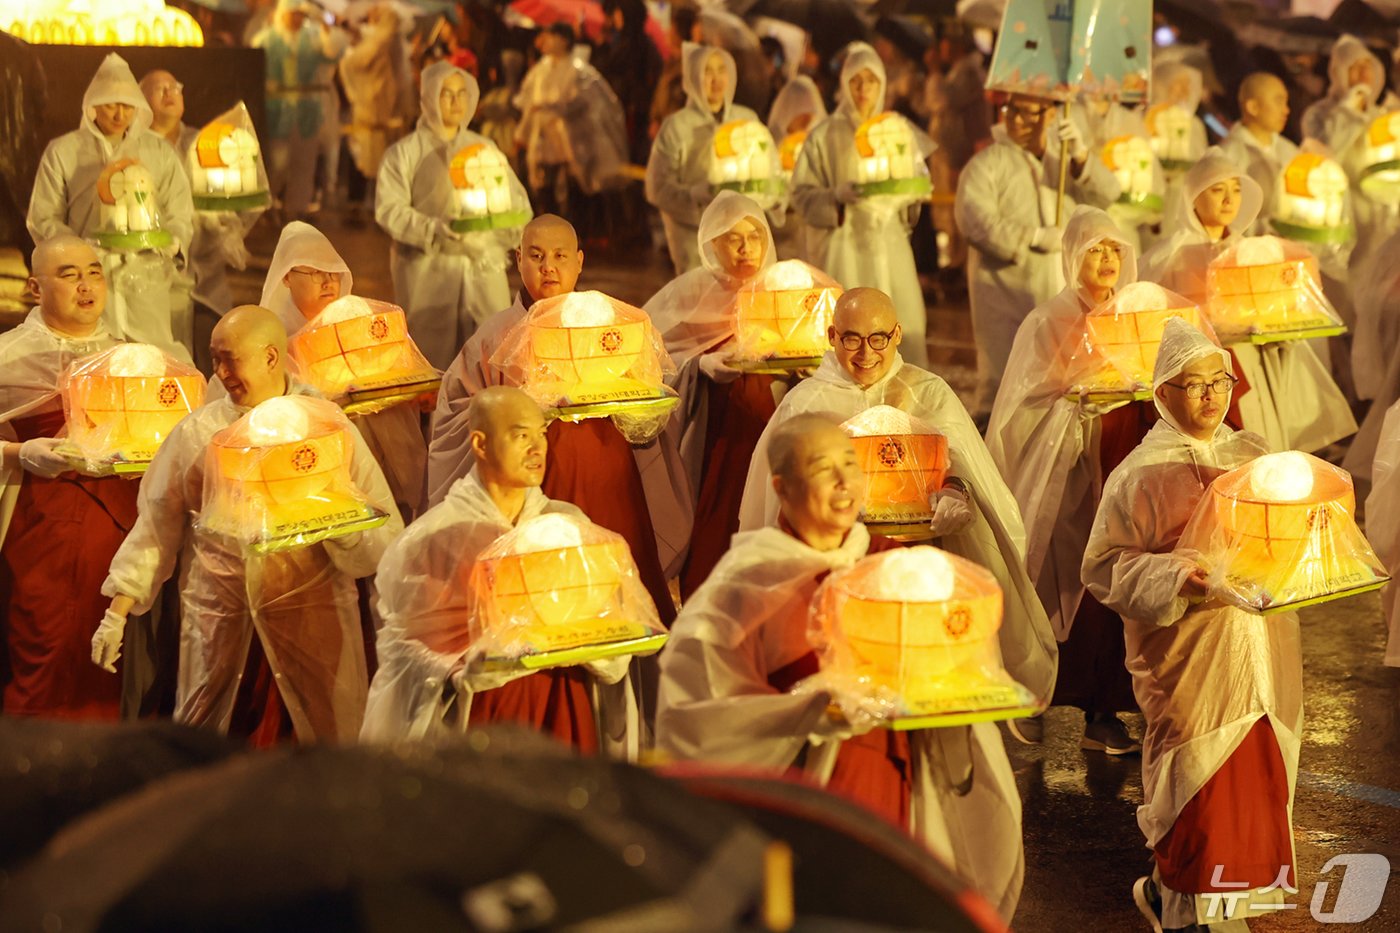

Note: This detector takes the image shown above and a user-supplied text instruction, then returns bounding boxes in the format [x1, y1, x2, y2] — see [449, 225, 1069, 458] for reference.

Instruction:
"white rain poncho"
[1342, 228, 1400, 483]
[1217, 124, 1300, 237]
[1081, 319, 1302, 927]
[101, 381, 403, 742]
[376, 63, 531, 370]
[955, 100, 1121, 414]
[338, 5, 412, 179]
[1075, 101, 1165, 253]
[738, 352, 1058, 707]
[175, 114, 261, 322]
[513, 50, 628, 196]
[361, 469, 643, 754]
[28, 54, 194, 361]
[767, 76, 828, 264]
[656, 524, 1026, 921]
[1366, 398, 1400, 665]
[260, 220, 354, 335]
[1148, 62, 1208, 170]
[985, 207, 1142, 638]
[1301, 35, 1386, 157]
[646, 44, 762, 274]
[792, 43, 935, 370]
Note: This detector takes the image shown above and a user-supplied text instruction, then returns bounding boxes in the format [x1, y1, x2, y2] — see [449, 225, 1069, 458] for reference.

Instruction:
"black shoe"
[1082, 714, 1142, 755]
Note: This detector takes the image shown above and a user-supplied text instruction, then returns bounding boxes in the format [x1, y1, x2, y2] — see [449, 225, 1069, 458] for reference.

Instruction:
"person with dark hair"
[595, 0, 663, 163]
[649, 5, 698, 138]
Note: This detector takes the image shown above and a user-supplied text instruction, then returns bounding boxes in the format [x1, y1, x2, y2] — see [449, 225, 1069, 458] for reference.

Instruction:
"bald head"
[469, 386, 549, 492]
[518, 214, 584, 301]
[139, 69, 183, 129]
[211, 305, 288, 408]
[29, 235, 107, 337]
[829, 287, 903, 388]
[768, 414, 864, 549]
[1239, 72, 1289, 135]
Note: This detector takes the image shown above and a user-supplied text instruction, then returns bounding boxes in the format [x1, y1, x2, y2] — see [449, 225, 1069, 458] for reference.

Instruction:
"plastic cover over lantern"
[1101, 135, 1164, 219]
[1271, 153, 1353, 245]
[853, 113, 932, 198]
[288, 296, 441, 414]
[198, 395, 390, 553]
[1064, 282, 1211, 400]
[801, 547, 1039, 728]
[189, 102, 270, 212]
[1204, 235, 1344, 343]
[708, 119, 784, 207]
[1146, 103, 1201, 174]
[778, 129, 809, 176]
[491, 290, 679, 443]
[1355, 110, 1400, 205]
[728, 260, 842, 371]
[464, 513, 667, 668]
[95, 158, 173, 250]
[841, 405, 949, 536]
[59, 343, 206, 474]
[448, 142, 530, 233]
[1178, 451, 1389, 613]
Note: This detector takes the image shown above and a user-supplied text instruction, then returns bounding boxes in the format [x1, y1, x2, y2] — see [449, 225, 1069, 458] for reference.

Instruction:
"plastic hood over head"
[681, 42, 738, 117]
[1151, 316, 1232, 432]
[838, 41, 886, 120]
[1327, 34, 1385, 104]
[418, 60, 479, 133]
[1150, 61, 1203, 114]
[1061, 206, 1138, 302]
[1167, 147, 1262, 239]
[698, 190, 777, 282]
[261, 221, 355, 334]
[767, 76, 828, 139]
[82, 53, 154, 137]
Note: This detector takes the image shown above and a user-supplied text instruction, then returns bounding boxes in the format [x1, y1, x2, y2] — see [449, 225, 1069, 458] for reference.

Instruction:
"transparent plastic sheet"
[287, 295, 441, 414]
[1178, 451, 1389, 613]
[0, 312, 117, 428]
[464, 512, 666, 668]
[58, 343, 207, 474]
[798, 547, 1037, 728]
[1100, 133, 1166, 221]
[840, 405, 948, 527]
[489, 290, 679, 444]
[188, 101, 271, 213]
[708, 118, 785, 210]
[727, 260, 841, 371]
[1353, 110, 1400, 205]
[852, 111, 934, 203]
[1205, 235, 1345, 343]
[767, 76, 826, 178]
[197, 395, 390, 554]
[447, 140, 532, 233]
[1062, 282, 1214, 400]
[259, 221, 354, 336]
[1270, 152, 1355, 246]
[94, 157, 174, 251]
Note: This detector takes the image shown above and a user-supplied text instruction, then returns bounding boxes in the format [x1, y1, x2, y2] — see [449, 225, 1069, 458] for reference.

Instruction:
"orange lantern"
[708, 119, 782, 203]
[60, 343, 205, 473]
[1181, 451, 1389, 613]
[1272, 153, 1351, 244]
[779, 129, 808, 174]
[1101, 135, 1163, 217]
[288, 296, 440, 414]
[201, 395, 389, 553]
[1071, 282, 1206, 398]
[1205, 236, 1343, 343]
[841, 406, 949, 536]
[448, 143, 528, 232]
[95, 158, 172, 250]
[1146, 103, 1199, 173]
[1356, 111, 1400, 204]
[189, 104, 269, 211]
[853, 113, 931, 197]
[466, 513, 668, 667]
[808, 547, 1039, 726]
[729, 260, 841, 371]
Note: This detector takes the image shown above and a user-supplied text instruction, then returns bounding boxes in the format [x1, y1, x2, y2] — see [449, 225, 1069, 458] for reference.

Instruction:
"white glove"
[1030, 226, 1063, 253]
[435, 218, 465, 246]
[1057, 117, 1089, 163]
[91, 608, 127, 673]
[18, 437, 73, 478]
[835, 181, 862, 205]
[928, 484, 976, 537]
[323, 530, 363, 553]
[1347, 85, 1373, 112]
[583, 654, 631, 685]
[689, 182, 714, 209]
[698, 351, 741, 383]
[221, 235, 251, 271]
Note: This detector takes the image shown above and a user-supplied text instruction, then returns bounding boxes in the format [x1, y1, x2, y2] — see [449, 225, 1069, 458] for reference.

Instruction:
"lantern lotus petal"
[1271, 153, 1354, 246]
[95, 158, 172, 251]
[708, 119, 784, 207]
[1355, 110, 1400, 205]
[188, 103, 270, 212]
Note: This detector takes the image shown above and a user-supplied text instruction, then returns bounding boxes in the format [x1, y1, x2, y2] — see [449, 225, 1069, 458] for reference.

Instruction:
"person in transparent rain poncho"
[657, 415, 1028, 922]
[1218, 73, 1300, 236]
[28, 53, 194, 363]
[1082, 317, 1301, 933]
[338, 2, 413, 216]
[1148, 61, 1209, 210]
[1367, 399, 1400, 667]
[766, 75, 827, 264]
[377, 62, 531, 372]
[646, 43, 763, 274]
[92, 306, 403, 746]
[259, 221, 428, 521]
[1140, 150, 1356, 454]
[792, 42, 935, 370]
[985, 208, 1153, 753]
[1302, 35, 1387, 161]
[1344, 226, 1400, 487]
[362, 386, 643, 755]
[644, 191, 775, 595]
[955, 87, 1120, 418]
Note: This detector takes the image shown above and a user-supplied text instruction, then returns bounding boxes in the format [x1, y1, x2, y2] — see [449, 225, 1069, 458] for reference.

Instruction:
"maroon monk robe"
[0, 411, 137, 720]
[469, 667, 600, 755]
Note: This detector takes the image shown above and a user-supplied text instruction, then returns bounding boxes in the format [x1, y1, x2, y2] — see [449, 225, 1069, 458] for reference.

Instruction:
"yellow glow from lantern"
[0, 0, 204, 46]
[107, 343, 166, 377]
[764, 260, 815, 291]
[559, 292, 617, 328]
[512, 513, 586, 552]
[867, 548, 956, 602]
[1235, 236, 1288, 266]
[1251, 452, 1316, 502]
[843, 404, 932, 437]
[316, 295, 372, 325]
[244, 396, 312, 446]
[1116, 282, 1170, 313]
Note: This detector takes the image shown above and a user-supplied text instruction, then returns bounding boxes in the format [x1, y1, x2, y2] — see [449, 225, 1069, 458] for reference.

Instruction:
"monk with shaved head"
[1218, 72, 1298, 235]
[96, 304, 402, 746]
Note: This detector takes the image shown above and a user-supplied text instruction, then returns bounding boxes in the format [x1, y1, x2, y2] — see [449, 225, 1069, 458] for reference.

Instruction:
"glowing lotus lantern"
[708, 119, 782, 204]
[95, 159, 172, 250]
[288, 296, 440, 414]
[190, 105, 269, 211]
[853, 113, 932, 198]
[1146, 103, 1198, 173]
[840, 406, 949, 536]
[201, 395, 389, 553]
[1072, 283, 1206, 398]
[1180, 451, 1389, 613]
[779, 129, 809, 174]
[1205, 236, 1343, 343]
[0, 0, 203, 46]
[449, 143, 529, 233]
[729, 260, 841, 371]
[808, 547, 1038, 726]
[1356, 111, 1400, 204]
[1101, 135, 1163, 218]
[466, 513, 667, 666]
[1271, 153, 1352, 244]
[60, 343, 205, 473]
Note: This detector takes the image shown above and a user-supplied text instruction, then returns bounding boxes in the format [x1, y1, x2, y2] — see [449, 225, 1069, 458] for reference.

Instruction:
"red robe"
[468, 667, 600, 754]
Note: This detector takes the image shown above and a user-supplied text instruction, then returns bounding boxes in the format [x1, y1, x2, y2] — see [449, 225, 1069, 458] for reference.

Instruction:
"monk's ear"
[26, 276, 40, 304]
[265, 344, 281, 372]
[771, 473, 786, 500]
[469, 429, 487, 460]
[575, 249, 585, 271]
[827, 325, 838, 348]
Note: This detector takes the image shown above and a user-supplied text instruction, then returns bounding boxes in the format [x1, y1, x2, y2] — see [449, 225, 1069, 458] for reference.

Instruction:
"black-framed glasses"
[1163, 375, 1238, 400]
[288, 267, 337, 284]
[838, 329, 897, 351]
[1003, 102, 1050, 123]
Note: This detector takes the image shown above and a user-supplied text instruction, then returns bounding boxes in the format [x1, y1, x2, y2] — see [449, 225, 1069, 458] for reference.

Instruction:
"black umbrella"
[744, 0, 872, 61]
[1330, 0, 1399, 37]
[0, 729, 774, 932]
[875, 15, 934, 63]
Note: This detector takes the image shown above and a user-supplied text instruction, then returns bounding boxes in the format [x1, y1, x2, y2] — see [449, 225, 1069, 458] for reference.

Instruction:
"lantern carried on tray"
[727, 260, 841, 373]
[1146, 103, 1199, 174]
[1101, 135, 1163, 219]
[288, 296, 440, 414]
[840, 406, 949, 540]
[805, 547, 1039, 728]
[189, 103, 270, 211]
[199, 395, 390, 553]
[1179, 451, 1389, 613]
[1068, 282, 1206, 400]
[778, 129, 809, 177]
[465, 513, 668, 668]
[95, 158, 172, 250]
[1271, 153, 1352, 244]
[1354, 110, 1400, 205]
[853, 113, 932, 198]
[58, 343, 205, 474]
[1205, 236, 1345, 343]
[708, 119, 783, 206]
[448, 142, 530, 233]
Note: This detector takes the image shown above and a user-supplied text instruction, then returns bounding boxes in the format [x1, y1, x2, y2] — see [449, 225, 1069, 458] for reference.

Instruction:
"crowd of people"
[6, 6, 1400, 930]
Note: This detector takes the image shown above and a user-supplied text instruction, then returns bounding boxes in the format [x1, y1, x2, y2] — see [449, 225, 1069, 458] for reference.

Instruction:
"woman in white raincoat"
[1140, 150, 1356, 454]
[767, 75, 827, 264]
[376, 62, 531, 371]
[1302, 35, 1386, 156]
[646, 43, 762, 274]
[1083, 317, 1302, 931]
[792, 42, 933, 369]
[28, 53, 194, 362]
[1343, 228, 1400, 485]
[1366, 400, 1400, 666]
